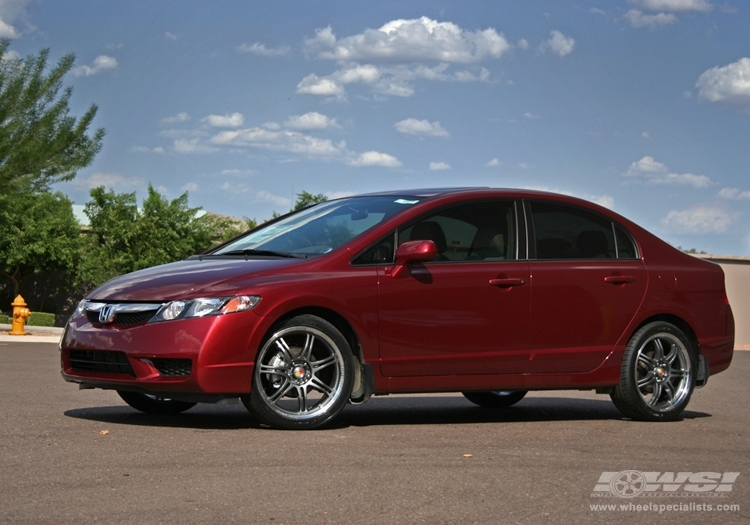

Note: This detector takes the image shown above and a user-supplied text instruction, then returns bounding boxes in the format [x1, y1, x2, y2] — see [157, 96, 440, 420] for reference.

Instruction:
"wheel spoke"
[637, 352, 655, 368]
[664, 342, 679, 364]
[662, 381, 675, 403]
[652, 338, 665, 361]
[300, 333, 315, 361]
[274, 337, 294, 362]
[670, 368, 687, 379]
[297, 386, 309, 413]
[648, 382, 663, 406]
[259, 364, 287, 377]
[636, 371, 655, 389]
[268, 379, 293, 403]
[311, 354, 336, 372]
[309, 375, 334, 396]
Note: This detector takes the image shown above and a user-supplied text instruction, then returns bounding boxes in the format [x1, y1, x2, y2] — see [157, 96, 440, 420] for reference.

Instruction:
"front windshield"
[213, 196, 421, 256]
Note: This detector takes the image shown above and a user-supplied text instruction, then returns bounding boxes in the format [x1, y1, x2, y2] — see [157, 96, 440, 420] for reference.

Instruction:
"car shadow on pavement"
[64, 403, 260, 430]
[64, 395, 710, 430]
[336, 396, 710, 427]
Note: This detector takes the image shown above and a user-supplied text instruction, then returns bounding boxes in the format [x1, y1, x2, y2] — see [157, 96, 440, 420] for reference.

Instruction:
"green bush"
[0, 314, 9, 324]
[28, 312, 55, 327]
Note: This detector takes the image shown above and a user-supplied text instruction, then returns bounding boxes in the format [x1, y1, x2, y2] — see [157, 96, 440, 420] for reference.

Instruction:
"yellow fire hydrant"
[9, 295, 31, 336]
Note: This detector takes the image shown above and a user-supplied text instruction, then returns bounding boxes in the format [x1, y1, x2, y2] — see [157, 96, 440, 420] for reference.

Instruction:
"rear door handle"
[604, 275, 636, 285]
[489, 278, 525, 287]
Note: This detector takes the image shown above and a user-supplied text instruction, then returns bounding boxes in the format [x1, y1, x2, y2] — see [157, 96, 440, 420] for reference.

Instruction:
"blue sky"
[2, 0, 749, 255]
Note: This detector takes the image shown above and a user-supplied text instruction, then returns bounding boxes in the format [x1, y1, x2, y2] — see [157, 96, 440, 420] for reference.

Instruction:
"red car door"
[376, 200, 532, 377]
[526, 200, 648, 373]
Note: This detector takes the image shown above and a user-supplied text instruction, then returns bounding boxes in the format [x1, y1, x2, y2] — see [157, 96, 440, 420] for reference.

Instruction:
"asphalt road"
[1, 342, 748, 525]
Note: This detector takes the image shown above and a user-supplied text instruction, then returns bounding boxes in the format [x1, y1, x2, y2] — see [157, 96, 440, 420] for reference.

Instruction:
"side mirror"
[389, 240, 438, 278]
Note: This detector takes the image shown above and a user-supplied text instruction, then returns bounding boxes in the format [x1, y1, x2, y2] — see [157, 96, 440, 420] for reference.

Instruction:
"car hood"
[87, 257, 306, 302]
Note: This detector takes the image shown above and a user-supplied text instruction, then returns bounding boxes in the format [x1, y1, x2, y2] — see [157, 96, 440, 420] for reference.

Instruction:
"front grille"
[152, 358, 192, 377]
[69, 350, 135, 376]
[86, 310, 156, 326]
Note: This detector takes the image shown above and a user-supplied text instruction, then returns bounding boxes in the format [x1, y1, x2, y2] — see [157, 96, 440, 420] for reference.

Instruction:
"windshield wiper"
[219, 248, 307, 259]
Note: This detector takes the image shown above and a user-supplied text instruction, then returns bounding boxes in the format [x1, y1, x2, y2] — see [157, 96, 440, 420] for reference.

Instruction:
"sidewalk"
[0, 324, 63, 343]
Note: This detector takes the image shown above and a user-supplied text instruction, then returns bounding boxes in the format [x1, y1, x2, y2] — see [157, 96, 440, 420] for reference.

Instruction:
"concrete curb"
[0, 323, 63, 343]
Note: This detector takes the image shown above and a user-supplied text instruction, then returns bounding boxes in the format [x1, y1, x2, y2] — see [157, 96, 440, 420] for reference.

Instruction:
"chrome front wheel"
[243, 315, 354, 430]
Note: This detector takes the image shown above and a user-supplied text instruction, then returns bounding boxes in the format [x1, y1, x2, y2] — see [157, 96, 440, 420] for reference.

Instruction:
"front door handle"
[604, 275, 636, 285]
[489, 278, 525, 287]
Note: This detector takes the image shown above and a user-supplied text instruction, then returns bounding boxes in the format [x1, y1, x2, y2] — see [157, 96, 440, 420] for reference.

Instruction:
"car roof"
[355, 187, 564, 199]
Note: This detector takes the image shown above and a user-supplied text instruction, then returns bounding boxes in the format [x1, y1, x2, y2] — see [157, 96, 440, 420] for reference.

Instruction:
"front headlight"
[149, 295, 261, 323]
[70, 299, 88, 320]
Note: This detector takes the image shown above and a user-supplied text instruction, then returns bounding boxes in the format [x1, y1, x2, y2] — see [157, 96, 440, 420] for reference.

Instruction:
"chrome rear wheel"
[611, 321, 696, 421]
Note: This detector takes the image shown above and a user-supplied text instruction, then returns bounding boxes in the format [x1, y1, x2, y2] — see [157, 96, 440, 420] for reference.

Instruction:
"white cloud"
[326, 191, 356, 199]
[203, 112, 245, 128]
[211, 127, 347, 157]
[298, 61, 490, 98]
[173, 138, 217, 154]
[625, 156, 712, 188]
[296, 74, 347, 97]
[72, 55, 118, 77]
[71, 172, 144, 190]
[182, 182, 199, 192]
[160, 112, 191, 125]
[523, 112, 540, 119]
[517, 39, 529, 50]
[429, 162, 451, 171]
[0, 18, 19, 38]
[1, 48, 20, 61]
[284, 112, 339, 130]
[522, 185, 614, 209]
[591, 194, 615, 208]
[165, 32, 177, 40]
[661, 205, 738, 234]
[542, 31, 575, 57]
[255, 190, 291, 207]
[625, 9, 677, 28]
[0, 0, 31, 38]
[236, 42, 291, 56]
[220, 181, 251, 194]
[486, 158, 502, 167]
[220, 169, 255, 176]
[394, 118, 449, 137]
[349, 151, 402, 167]
[696, 58, 750, 111]
[304, 17, 511, 64]
[719, 187, 750, 200]
[131, 146, 165, 154]
[628, 0, 713, 12]
[628, 155, 668, 174]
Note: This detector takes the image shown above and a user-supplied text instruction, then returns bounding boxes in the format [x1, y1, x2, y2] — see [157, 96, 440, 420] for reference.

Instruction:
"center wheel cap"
[292, 365, 307, 380]
[655, 366, 667, 379]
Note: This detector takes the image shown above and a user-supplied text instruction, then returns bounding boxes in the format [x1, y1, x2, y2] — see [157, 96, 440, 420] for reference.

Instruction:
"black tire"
[462, 390, 528, 408]
[242, 314, 355, 430]
[610, 321, 696, 422]
[117, 391, 196, 415]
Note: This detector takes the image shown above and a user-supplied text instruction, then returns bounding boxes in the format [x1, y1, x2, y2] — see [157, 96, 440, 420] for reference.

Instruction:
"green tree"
[0, 191, 81, 309]
[0, 39, 104, 196]
[293, 190, 328, 211]
[79, 185, 239, 288]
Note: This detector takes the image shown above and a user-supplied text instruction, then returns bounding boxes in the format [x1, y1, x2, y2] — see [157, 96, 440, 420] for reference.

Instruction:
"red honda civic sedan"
[61, 188, 735, 429]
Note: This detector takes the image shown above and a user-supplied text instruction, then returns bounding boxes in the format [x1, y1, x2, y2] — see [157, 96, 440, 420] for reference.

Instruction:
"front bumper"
[60, 309, 265, 395]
